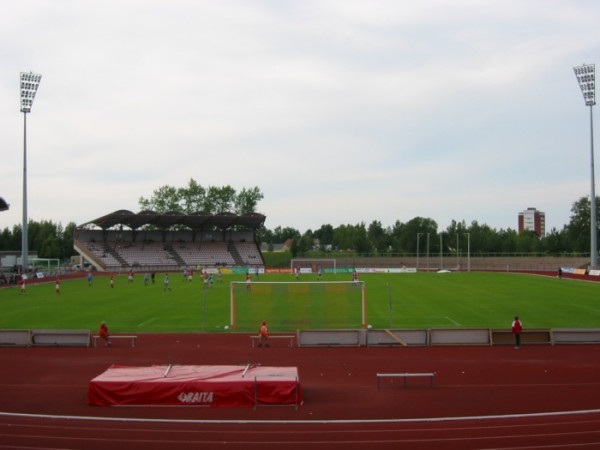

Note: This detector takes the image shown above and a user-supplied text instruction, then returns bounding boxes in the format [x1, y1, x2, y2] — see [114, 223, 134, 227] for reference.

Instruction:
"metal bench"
[250, 335, 295, 348]
[376, 372, 435, 388]
[93, 335, 138, 348]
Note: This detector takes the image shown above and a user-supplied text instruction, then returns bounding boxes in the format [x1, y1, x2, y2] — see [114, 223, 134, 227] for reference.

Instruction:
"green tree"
[313, 224, 334, 248]
[367, 220, 389, 253]
[139, 185, 180, 212]
[139, 179, 263, 216]
[353, 223, 372, 254]
[544, 228, 565, 254]
[271, 226, 300, 242]
[60, 222, 77, 260]
[179, 178, 207, 213]
[234, 187, 264, 215]
[391, 217, 438, 253]
[205, 185, 236, 213]
[565, 196, 599, 253]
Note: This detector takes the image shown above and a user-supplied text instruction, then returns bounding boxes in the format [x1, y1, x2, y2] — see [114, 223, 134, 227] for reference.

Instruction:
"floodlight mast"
[574, 64, 597, 268]
[19, 72, 42, 272]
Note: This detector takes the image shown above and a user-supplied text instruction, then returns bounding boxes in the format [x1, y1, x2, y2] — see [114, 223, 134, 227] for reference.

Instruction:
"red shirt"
[512, 320, 522, 334]
[99, 324, 109, 338]
[259, 325, 268, 336]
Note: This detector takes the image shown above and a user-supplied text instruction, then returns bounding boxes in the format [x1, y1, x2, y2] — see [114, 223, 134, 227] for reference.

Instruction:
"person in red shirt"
[55, 278, 61, 295]
[352, 270, 359, 286]
[20, 277, 26, 294]
[259, 321, 269, 348]
[512, 316, 523, 349]
[99, 321, 111, 346]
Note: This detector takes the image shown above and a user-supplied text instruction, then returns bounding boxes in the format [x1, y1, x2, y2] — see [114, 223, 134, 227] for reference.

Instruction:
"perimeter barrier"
[31, 329, 91, 347]
[2, 328, 600, 347]
[0, 329, 32, 346]
[0, 329, 91, 347]
[298, 328, 600, 347]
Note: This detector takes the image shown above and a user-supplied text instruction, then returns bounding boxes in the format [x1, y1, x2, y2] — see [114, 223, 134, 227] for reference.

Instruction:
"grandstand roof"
[78, 210, 266, 231]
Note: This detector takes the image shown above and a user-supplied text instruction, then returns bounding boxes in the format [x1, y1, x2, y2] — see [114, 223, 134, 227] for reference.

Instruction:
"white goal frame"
[229, 280, 366, 330]
[290, 258, 337, 274]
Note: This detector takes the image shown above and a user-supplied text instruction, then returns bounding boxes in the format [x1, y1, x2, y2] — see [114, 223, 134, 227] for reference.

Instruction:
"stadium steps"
[163, 244, 186, 266]
[227, 241, 244, 266]
[104, 244, 128, 267]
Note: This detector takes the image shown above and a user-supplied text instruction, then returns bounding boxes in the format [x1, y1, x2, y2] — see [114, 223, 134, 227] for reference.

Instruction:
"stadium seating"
[74, 229, 263, 272]
[172, 242, 236, 267]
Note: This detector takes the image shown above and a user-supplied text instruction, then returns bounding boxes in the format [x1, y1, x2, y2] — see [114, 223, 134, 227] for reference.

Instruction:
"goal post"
[290, 258, 336, 274]
[229, 281, 366, 332]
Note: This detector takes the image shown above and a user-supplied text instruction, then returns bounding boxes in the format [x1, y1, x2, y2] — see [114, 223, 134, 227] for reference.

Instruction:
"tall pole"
[426, 233, 430, 272]
[456, 233, 460, 270]
[19, 72, 41, 273]
[464, 233, 471, 272]
[416, 233, 423, 271]
[574, 63, 597, 268]
[22, 112, 28, 270]
[439, 233, 443, 270]
[590, 104, 597, 268]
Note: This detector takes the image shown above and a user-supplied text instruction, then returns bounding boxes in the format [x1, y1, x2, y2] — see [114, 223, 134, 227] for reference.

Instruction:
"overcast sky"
[1, 0, 599, 234]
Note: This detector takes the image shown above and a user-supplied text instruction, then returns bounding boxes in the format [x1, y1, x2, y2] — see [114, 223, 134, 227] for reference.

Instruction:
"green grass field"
[1, 272, 599, 333]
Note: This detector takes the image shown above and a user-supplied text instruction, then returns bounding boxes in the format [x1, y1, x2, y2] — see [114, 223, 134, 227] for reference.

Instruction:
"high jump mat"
[88, 364, 303, 408]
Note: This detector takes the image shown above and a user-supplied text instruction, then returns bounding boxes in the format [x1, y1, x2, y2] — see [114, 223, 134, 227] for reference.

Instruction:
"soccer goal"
[229, 281, 366, 332]
[290, 258, 336, 274]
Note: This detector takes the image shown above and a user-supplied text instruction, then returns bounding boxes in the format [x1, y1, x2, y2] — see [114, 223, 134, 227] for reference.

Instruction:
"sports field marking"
[1, 408, 600, 425]
[570, 304, 600, 314]
[384, 329, 407, 346]
[0, 306, 38, 317]
[137, 318, 157, 327]
[444, 316, 461, 326]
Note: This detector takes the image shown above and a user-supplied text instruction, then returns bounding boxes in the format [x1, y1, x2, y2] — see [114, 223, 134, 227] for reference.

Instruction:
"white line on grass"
[137, 317, 157, 327]
[0, 306, 38, 317]
[445, 316, 461, 326]
[570, 304, 600, 314]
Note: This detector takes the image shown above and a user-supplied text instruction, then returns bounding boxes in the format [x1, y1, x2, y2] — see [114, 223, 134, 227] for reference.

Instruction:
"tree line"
[0, 178, 597, 262]
[0, 221, 77, 262]
[259, 197, 597, 258]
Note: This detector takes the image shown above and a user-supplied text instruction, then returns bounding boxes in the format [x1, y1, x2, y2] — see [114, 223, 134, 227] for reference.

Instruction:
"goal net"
[229, 281, 366, 332]
[290, 258, 336, 274]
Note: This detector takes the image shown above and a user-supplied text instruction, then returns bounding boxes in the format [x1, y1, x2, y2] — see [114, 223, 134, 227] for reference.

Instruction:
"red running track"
[1, 333, 600, 449]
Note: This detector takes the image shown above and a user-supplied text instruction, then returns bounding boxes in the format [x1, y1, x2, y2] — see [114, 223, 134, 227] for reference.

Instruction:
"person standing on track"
[259, 321, 269, 347]
[512, 315, 523, 349]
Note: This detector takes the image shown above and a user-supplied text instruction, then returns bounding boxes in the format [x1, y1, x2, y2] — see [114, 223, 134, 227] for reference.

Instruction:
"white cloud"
[1, 0, 599, 235]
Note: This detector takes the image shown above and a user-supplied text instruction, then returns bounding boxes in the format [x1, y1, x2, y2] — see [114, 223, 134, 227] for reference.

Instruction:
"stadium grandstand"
[0, 197, 9, 212]
[74, 210, 265, 272]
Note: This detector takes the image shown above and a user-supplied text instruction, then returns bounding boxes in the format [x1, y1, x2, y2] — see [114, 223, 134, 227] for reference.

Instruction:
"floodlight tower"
[19, 72, 42, 272]
[574, 64, 597, 268]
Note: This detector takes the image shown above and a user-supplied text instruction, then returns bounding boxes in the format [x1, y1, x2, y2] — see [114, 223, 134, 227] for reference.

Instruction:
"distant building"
[518, 207, 545, 237]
